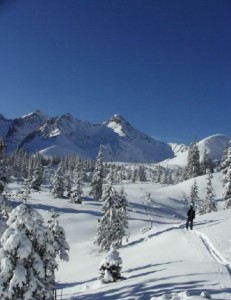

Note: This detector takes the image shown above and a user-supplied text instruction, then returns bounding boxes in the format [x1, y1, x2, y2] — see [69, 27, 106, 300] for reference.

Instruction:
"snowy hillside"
[169, 143, 189, 157]
[0, 111, 174, 163]
[161, 134, 230, 169]
[3, 171, 231, 300]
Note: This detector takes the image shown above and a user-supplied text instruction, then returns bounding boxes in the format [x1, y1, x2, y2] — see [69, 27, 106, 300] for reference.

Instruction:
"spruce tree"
[222, 144, 231, 209]
[0, 204, 56, 299]
[52, 162, 65, 198]
[189, 180, 200, 213]
[95, 172, 126, 251]
[201, 149, 214, 175]
[99, 243, 122, 283]
[185, 139, 201, 179]
[90, 145, 104, 200]
[70, 177, 83, 204]
[46, 211, 70, 262]
[220, 141, 230, 171]
[223, 167, 231, 209]
[202, 171, 216, 213]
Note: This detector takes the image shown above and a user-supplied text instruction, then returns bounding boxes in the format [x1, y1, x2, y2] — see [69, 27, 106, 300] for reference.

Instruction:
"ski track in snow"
[192, 230, 231, 278]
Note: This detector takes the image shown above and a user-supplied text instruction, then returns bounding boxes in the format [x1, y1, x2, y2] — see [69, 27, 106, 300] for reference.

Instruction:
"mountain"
[168, 143, 189, 157]
[0, 111, 174, 163]
[161, 134, 230, 169]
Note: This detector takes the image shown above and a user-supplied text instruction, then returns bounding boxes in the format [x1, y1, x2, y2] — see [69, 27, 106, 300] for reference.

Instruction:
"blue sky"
[0, 0, 230, 144]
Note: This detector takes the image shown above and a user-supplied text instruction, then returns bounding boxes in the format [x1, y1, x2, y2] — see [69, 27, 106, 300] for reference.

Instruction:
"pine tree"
[0, 204, 56, 299]
[220, 141, 230, 171]
[223, 167, 231, 209]
[70, 177, 83, 204]
[95, 173, 127, 251]
[201, 149, 214, 175]
[46, 211, 70, 262]
[222, 144, 231, 209]
[116, 187, 129, 245]
[52, 162, 65, 198]
[28, 154, 44, 191]
[185, 139, 201, 179]
[202, 171, 216, 214]
[90, 145, 104, 200]
[0, 139, 7, 195]
[189, 180, 200, 213]
[138, 166, 147, 182]
[99, 243, 122, 283]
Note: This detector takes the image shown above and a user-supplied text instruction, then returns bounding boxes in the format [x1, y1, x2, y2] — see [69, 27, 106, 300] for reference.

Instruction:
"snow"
[1, 171, 231, 300]
[161, 135, 230, 169]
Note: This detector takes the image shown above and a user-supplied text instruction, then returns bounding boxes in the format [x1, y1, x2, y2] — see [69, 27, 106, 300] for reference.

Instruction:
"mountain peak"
[0, 110, 173, 162]
[105, 114, 131, 137]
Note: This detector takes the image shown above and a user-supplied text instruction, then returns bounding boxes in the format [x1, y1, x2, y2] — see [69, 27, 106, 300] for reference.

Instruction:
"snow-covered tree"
[90, 145, 104, 200]
[222, 144, 231, 209]
[0, 139, 7, 195]
[185, 140, 201, 179]
[189, 180, 200, 213]
[200, 149, 214, 175]
[99, 243, 122, 283]
[116, 187, 129, 245]
[223, 167, 231, 209]
[220, 141, 231, 172]
[95, 173, 127, 251]
[0, 204, 56, 299]
[52, 161, 65, 198]
[201, 171, 216, 214]
[70, 177, 83, 204]
[46, 210, 70, 262]
[138, 165, 147, 182]
[27, 154, 44, 191]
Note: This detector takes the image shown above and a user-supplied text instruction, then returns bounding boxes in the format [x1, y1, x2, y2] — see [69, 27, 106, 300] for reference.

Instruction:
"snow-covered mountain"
[161, 134, 230, 169]
[168, 143, 189, 157]
[0, 111, 174, 163]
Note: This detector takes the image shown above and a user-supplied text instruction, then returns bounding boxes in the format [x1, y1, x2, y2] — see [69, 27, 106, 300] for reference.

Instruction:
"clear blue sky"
[0, 0, 230, 144]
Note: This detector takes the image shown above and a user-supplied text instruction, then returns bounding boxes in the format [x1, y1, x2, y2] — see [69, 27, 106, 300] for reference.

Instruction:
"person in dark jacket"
[186, 205, 195, 230]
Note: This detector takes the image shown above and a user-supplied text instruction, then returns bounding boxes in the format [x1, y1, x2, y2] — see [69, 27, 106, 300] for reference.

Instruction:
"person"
[186, 204, 195, 230]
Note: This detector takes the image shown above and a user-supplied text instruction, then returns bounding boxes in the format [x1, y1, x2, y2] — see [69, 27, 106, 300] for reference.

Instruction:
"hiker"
[186, 204, 195, 230]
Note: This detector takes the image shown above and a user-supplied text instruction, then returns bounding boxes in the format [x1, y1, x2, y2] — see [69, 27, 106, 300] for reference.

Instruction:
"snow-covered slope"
[161, 134, 230, 169]
[5, 171, 231, 300]
[169, 142, 189, 157]
[0, 111, 174, 163]
[4, 110, 49, 152]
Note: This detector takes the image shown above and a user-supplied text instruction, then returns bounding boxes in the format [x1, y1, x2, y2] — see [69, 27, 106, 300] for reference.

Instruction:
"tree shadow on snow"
[9, 200, 101, 217]
[71, 276, 210, 300]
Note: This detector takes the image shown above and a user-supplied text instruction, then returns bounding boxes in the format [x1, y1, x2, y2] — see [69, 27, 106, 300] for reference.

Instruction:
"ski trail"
[192, 230, 231, 278]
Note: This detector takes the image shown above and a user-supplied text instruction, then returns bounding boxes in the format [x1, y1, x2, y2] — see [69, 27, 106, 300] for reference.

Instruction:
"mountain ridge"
[0, 110, 174, 163]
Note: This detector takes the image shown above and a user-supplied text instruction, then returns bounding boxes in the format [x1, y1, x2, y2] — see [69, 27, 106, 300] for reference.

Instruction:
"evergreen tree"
[90, 145, 104, 200]
[0, 139, 7, 195]
[138, 165, 147, 182]
[189, 180, 200, 213]
[0, 204, 56, 299]
[28, 154, 44, 191]
[202, 171, 216, 213]
[185, 139, 201, 179]
[220, 141, 230, 171]
[70, 177, 83, 204]
[99, 243, 122, 283]
[116, 187, 129, 245]
[223, 167, 231, 209]
[52, 162, 65, 198]
[222, 143, 231, 209]
[95, 173, 127, 251]
[46, 211, 70, 262]
[201, 149, 214, 175]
